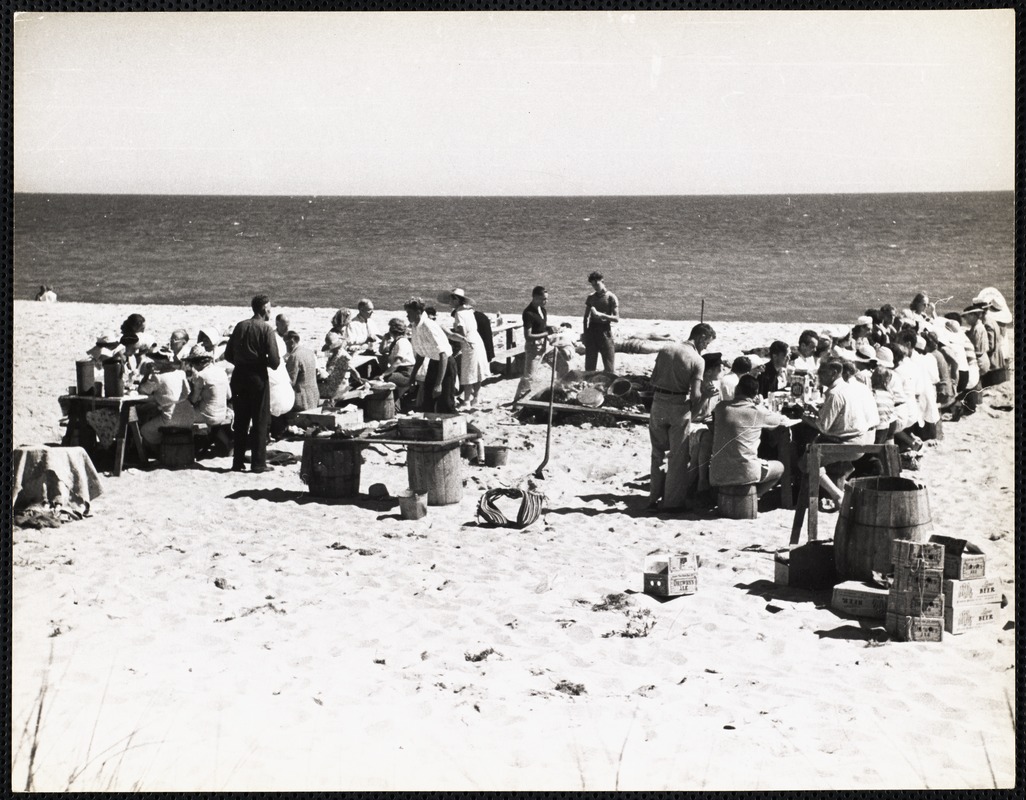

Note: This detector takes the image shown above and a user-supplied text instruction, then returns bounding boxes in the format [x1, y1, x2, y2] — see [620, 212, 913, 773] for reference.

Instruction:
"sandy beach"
[11, 299, 1016, 791]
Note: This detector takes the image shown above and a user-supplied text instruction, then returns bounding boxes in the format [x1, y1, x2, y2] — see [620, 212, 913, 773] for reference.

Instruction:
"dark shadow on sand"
[813, 623, 887, 642]
[226, 487, 398, 511]
[734, 579, 830, 605]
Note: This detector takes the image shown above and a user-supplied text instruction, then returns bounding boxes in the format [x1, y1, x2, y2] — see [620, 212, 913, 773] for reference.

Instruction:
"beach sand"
[11, 300, 1016, 791]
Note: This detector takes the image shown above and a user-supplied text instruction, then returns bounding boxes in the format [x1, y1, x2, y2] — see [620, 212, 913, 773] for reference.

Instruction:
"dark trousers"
[584, 328, 615, 372]
[231, 367, 271, 469]
[418, 358, 457, 413]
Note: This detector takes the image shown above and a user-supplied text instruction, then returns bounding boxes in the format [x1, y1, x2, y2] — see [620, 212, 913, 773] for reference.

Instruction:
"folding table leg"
[807, 446, 821, 541]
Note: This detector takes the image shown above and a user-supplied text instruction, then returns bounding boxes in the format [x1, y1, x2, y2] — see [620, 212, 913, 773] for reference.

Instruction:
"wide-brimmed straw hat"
[183, 344, 213, 362]
[831, 344, 859, 361]
[855, 342, 878, 362]
[437, 287, 474, 306]
[874, 346, 895, 369]
[961, 300, 989, 316]
[973, 288, 1012, 324]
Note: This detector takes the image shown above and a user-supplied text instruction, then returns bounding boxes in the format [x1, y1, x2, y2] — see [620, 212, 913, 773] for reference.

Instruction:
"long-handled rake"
[533, 345, 560, 479]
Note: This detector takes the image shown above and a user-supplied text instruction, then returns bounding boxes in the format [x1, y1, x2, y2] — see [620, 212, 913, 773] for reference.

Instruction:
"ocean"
[13, 193, 1014, 323]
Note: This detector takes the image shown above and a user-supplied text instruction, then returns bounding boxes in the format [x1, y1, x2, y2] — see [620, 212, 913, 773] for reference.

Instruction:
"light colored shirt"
[710, 397, 789, 487]
[792, 354, 818, 374]
[719, 372, 741, 401]
[388, 336, 416, 368]
[817, 380, 866, 441]
[650, 341, 704, 401]
[345, 317, 378, 351]
[846, 377, 880, 433]
[411, 317, 453, 360]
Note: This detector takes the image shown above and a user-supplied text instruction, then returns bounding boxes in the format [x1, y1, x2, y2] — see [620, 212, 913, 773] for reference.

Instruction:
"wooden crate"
[891, 540, 945, 571]
[885, 613, 943, 642]
[887, 591, 944, 618]
[892, 565, 943, 596]
[396, 413, 467, 441]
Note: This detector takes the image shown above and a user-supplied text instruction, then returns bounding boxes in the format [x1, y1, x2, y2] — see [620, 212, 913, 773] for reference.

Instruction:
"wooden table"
[59, 394, 153, 476]
[300, 433, 475, 505]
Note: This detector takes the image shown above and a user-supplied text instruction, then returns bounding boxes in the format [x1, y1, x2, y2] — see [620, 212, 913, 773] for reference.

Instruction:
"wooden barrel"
[407, 444, 463, 505]
[301, 439, 363, 498]
[834, 476, 932, 581]
[717, 483, 758, 520]
[159, 426, 195, 469]
[364, 390, 396, 421]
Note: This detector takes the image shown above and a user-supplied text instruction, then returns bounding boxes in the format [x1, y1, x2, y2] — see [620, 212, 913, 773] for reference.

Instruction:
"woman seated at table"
[137, 357, 194, 450]
[182, 345, 233, 427]
[196, 327, 229, 362]
[318, 331, 354, 401]
[378, 317, 416, 406]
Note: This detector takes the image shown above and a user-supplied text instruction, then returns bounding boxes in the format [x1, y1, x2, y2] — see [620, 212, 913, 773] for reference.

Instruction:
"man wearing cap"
[648, 323, 715, 511]
[583, 271, 619, 373]
[758, 340, 791, 397]
[224, 294, 280, 473]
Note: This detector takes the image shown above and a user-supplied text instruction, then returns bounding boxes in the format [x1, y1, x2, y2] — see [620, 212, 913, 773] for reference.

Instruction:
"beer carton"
[643, 552, 698, 598]
[887, 590, 944, 618]
[929, 535, 987, 580]
[831, 581, 889, 618]
[892, 565, 943, 596]
[944, 577, 1003, 607]
[890, 540, 945, 571]
[944, 603, 999, 634]
[885, 613, 943, 643]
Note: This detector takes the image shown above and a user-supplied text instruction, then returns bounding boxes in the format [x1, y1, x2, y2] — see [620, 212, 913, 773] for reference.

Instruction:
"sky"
[13, 10, 1016, 196]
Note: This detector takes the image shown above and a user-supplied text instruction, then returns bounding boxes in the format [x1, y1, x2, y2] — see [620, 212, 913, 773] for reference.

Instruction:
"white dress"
[268, 335, 296, 416]
[453, 308, 490, 386]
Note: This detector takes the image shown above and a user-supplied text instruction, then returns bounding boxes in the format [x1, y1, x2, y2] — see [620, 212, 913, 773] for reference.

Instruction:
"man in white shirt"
[791, 330, 820, 374]
[346, 299, 380, 354]
[405, 297, 457, 413]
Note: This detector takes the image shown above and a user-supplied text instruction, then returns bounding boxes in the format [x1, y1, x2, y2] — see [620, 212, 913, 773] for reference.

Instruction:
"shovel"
[533, 343, 560, 479]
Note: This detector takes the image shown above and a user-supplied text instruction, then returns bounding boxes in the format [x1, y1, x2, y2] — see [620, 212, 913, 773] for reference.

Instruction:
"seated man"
[758, 340, 791, 397]
[799, 357, 872, 509]
[168, 329, 191, 364]
[346, 299, 383, 379]
[378, 318, 416, 406]
[710, 374, 788, 498]
[791, 330, 819, 374]
[718, 356, 750, 402]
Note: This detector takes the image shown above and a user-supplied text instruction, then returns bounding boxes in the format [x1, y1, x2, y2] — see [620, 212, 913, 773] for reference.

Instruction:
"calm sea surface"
[14, 193, 1014, 323]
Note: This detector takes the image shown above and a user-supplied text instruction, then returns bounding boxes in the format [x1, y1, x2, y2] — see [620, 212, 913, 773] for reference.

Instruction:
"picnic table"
[59, 394, 154, 476]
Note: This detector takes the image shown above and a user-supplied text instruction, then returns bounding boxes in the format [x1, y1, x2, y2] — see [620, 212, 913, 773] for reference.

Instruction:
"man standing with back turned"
[225, 294, 280, 473]
[648, 322, 716, 511]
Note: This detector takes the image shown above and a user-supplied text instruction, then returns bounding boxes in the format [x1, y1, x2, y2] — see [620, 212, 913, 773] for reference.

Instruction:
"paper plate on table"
[577, 387, 605, 408]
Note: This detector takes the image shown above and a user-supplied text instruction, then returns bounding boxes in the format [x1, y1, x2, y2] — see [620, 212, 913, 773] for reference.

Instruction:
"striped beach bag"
[476, 488, 545, 529]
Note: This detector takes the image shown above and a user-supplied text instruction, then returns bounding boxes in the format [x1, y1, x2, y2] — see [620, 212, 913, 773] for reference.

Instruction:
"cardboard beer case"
[644, 552, 698, 598]
[929, 535, 987, 580]
[891, 540, 945, 571]
[831, 581, 889, 618]
[944, 577, 1003, 607]
[891, 565, 943, 596]
[885, 613, 944, 643]
[887, 590, 944, 618]
[944, 603, 999, 635]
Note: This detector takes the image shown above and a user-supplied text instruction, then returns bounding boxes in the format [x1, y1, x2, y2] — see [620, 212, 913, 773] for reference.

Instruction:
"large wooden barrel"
[834, 476, 932, 580]
[718, 483, 758, 520]
[407, 443, 463, 505]
[364, 390, 395, 422]
[159, 426, 195, 469]
[301, 439, 363, 498]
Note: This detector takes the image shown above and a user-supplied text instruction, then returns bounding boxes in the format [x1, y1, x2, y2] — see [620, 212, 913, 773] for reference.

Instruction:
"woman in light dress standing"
[447, 289, 490, 411]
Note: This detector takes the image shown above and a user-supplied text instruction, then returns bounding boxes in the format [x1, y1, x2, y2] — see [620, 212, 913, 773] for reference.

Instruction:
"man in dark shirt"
[225, 294, 280, 473]
[758, 340, 791, 397]
[514, 285, 554, 401]
[583, 271, 619, 372]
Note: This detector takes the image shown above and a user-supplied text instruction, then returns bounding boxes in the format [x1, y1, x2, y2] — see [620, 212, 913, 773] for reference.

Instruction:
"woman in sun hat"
[973, 289, 1011, 385]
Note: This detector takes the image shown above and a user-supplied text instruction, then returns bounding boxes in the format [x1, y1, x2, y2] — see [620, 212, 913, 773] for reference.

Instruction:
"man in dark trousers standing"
[225, 294, 280, 473]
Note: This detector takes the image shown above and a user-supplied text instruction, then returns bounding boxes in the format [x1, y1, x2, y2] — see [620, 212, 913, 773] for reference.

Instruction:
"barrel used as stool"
[834, 475, 932, 581]
[717, 483, 758, 519]
[364, 388, 396, 422]
[301, 439, 363, 498]
[407, 443, 463, 505]
[159, 426, 195, 469]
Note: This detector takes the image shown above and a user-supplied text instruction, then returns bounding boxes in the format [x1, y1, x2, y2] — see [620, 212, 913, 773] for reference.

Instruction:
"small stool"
[717, 483, 758, 519]
[159, 426, 195, 469]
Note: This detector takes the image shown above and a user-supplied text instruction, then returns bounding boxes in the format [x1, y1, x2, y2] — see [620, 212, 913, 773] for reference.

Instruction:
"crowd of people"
[75, 279, 1011, 492]
[645, 288, 1013, 514]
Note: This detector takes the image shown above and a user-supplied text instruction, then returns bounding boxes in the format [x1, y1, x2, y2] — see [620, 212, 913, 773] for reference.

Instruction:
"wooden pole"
[700, 299, 705, 323]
